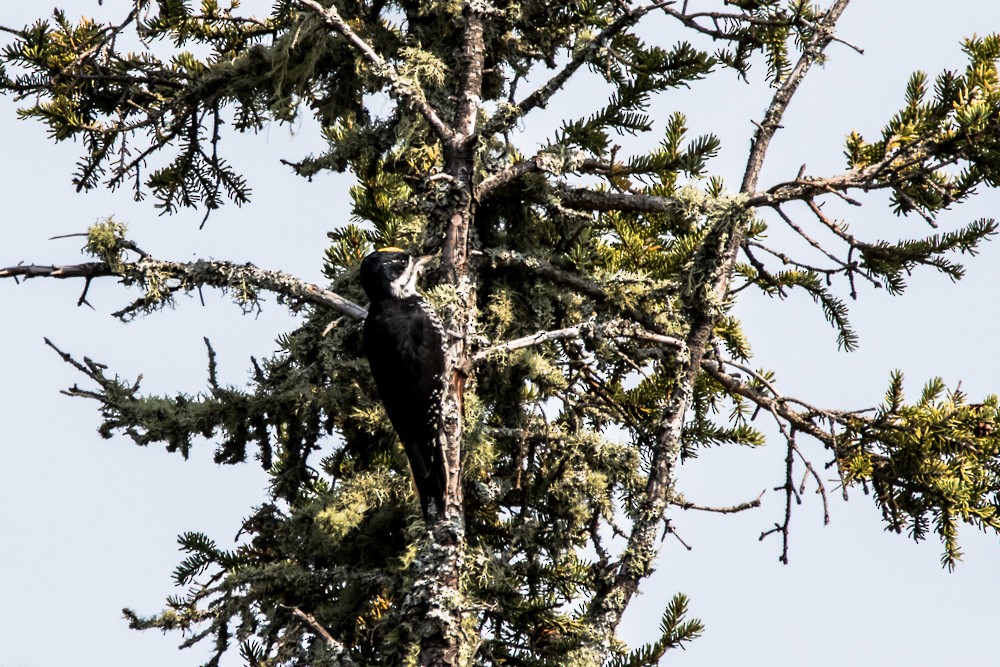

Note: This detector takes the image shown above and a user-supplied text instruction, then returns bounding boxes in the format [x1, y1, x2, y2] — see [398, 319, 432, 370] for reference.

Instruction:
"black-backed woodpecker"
[360, 248, 448, 521]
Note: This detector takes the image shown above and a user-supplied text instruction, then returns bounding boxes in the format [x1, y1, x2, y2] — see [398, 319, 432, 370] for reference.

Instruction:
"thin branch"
[741, 0, 853, 193]
[672, 490, 765, 514]
[773, 205, 849, 269]
[761, 434, 797, 564]
[473, 321, 686, 363]
[792, 442, 831, 525]
[480, 0, 675, 138]
[703, 361, 842, 448]
[744, 240, 838, 280]
[290, 608, 357, 664]
[716, 356, 849, 419]
[295, 0, 454, 144]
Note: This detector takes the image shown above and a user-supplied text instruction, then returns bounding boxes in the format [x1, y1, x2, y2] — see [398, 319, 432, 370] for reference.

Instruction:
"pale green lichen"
[85, 216, 128, 273]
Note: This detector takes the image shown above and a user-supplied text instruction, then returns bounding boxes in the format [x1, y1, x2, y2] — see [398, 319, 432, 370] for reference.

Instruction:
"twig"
[774, 206, 850, 268]
[663, 521, 693, 551]
[672, 490, 765, 514]
[761, 432, 797, 564]
[290, 607, 356, 663]
[792, 443, 831, 525]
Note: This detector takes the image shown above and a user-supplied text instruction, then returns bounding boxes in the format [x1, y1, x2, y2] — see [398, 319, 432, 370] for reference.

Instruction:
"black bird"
[360, 248, 448, 521]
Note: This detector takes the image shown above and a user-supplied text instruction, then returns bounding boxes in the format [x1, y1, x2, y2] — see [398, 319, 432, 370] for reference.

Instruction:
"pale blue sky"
[2, 2, 1000, 665]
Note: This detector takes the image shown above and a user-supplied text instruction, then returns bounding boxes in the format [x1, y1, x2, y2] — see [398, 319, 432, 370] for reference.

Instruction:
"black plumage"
[360, 249, 448, 521]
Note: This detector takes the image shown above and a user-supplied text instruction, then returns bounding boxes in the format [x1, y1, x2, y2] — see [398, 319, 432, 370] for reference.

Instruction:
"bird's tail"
[419, 441, 449, 523]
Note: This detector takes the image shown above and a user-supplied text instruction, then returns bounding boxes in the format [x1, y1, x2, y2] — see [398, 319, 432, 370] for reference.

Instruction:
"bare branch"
[741, 0, 853, 193]
[748, 133, 965, 211]
[659, 6, 798, 43]
[290, 608, 357, 665]
[792, 442, 831, 525]
[0, 262, 112, 280]
[762, 436, 797, 564]
[473, 321, 686, 363]
[703, 361, 841, 448]
[672, 490, 765, 514]
[773, 206, 849, 269]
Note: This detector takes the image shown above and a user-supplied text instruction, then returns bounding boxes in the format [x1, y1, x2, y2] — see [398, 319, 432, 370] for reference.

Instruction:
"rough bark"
[577, 1, 856, 658]
[408, 5, 486, 666]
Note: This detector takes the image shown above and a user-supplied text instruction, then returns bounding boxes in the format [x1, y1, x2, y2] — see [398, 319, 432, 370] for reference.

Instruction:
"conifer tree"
[4, 1, 1000, 665]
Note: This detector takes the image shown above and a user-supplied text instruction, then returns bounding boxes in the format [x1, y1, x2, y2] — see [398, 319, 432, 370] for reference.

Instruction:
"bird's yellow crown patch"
[377, 246, 405, 253]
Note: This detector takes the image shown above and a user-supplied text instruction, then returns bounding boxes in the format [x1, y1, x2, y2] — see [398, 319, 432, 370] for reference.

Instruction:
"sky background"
[2, 1, 1000, 665]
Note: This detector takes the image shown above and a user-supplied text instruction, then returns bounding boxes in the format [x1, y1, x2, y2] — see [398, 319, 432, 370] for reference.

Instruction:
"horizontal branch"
[672, 489, 765, 514]
[475, 155, 543, 202]
[0, 258, 367, 320]
[473, 320, 687, 362]
[483, 250, 611, 302]
[477, 156, 637, 204]
[558, 186, 679, 213]
[748, 129, 965, 212]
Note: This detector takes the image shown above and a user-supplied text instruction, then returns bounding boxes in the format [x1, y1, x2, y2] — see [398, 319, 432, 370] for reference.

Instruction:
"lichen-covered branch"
[0, 258, 367, 321]
[480, 0, 674, 139]
[296, 0, 454, 144]
[474, 320, 686, 363]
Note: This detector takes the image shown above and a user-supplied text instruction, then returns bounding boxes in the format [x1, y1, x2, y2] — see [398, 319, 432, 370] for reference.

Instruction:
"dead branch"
[673, 490, 765, 514]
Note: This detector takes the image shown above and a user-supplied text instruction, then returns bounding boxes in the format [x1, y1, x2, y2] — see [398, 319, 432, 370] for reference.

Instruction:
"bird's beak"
[413, 254, 435, 274]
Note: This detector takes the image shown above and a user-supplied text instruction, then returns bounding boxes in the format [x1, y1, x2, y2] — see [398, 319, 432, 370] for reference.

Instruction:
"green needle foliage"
[5, 1, 1000, 665]
[839, 373, 1000, 571]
